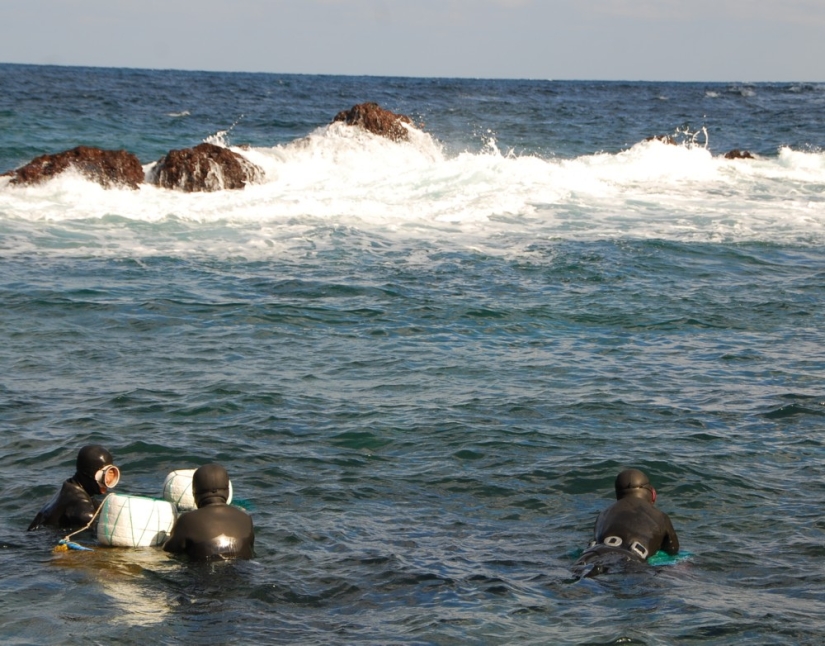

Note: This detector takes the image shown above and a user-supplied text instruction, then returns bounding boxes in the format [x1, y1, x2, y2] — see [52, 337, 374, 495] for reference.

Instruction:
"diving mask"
[95, 464, 120, 491]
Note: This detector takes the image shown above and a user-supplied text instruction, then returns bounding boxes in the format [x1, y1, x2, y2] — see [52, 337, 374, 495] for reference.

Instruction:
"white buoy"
[96, 494, 177, 547]
[161, 468, 233, 511]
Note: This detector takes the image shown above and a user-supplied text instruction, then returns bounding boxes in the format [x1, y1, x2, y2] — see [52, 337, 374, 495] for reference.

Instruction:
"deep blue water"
[1, 64, 825, 645]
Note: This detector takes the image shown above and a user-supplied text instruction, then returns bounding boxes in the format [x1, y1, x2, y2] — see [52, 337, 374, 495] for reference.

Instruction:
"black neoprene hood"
[614, 468, 652, 500]
[75, 444, 114, 477]
[74, 444, 114, 496]
[193, 463, 230, 507]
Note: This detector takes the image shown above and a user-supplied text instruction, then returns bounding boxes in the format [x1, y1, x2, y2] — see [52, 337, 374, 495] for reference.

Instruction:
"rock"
[332, 102, 413, 142]
[4, 146, 144, 189]
[149, 142, 264, 192]
[644, 135, 677, 145]
[724, 149, 754, 160]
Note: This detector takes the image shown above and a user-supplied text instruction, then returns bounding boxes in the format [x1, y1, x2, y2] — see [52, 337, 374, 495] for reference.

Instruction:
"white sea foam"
[1, 126, 824, 258]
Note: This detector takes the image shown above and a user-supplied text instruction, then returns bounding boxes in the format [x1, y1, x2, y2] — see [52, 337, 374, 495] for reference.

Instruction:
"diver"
[163, 463, 254, 561]
[28, 444, 120, 531]
[574, 468, 679, 577]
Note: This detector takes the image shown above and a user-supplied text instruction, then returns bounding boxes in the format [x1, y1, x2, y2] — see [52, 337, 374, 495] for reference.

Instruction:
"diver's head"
[615, 468, 656, 503]
[193, 464, 230, 508]
[75, 445, 119, 495]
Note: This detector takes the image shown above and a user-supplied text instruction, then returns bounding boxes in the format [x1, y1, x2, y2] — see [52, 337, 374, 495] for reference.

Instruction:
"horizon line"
[2, 60, 822, 85]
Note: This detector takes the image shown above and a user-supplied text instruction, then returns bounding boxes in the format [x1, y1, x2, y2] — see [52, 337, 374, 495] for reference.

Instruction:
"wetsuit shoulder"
[164, 504, 254, 561]
[659, 511, 680, 554]
[594, 497, 672, 558]
[28, 480, 95, 531]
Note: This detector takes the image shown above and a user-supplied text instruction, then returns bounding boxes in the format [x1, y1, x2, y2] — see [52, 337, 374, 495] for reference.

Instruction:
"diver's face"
[94, 464, 120, 492]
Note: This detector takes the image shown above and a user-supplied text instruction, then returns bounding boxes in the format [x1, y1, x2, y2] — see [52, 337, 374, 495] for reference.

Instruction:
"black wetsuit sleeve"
[27, 481, 96, 531]
[28, 489, 63, 531]
[27, 511, 47, 532]
[67, 500, 96, 528]
[660, 513, 680, 555]
[163, 515, 190, 554]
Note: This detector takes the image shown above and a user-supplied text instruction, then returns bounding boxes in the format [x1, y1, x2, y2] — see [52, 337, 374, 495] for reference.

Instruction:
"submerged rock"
[4, 146, 144, 189]
[724, 149, 755, 160]
[149, 142, 264, 192]
[332, 102, 414, 142]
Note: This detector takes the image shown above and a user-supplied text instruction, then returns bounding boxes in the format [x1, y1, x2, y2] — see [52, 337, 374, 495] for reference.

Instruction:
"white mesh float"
[96, 493, 177, 547]
[161, 468, 233, 511]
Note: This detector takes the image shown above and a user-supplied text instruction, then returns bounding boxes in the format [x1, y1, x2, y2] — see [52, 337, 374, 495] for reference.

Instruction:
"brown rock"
[5, 146, 144, 189]
[644, 135, 677, 145]
[149, 142, 264, 192]
[332, 102, 413, 142]
[724, 149, 754, 160]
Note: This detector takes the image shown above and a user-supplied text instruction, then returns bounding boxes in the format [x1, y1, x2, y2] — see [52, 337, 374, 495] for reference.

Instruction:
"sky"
[0, 0, 823, 81]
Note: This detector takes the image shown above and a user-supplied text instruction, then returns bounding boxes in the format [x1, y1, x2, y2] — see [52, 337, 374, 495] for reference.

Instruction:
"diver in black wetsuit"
[163, 463, 254, 561]
[28, 445, 120, 531]
[574, 468, 679, 576]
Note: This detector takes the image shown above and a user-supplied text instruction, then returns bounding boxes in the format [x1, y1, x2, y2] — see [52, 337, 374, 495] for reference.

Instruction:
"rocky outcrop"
[4, 146, 144, 189]
[644, 135, 677, 145]
[724, 149, 754, 160]
[148, 142, 264, 192]
[332, 102, 413, 142]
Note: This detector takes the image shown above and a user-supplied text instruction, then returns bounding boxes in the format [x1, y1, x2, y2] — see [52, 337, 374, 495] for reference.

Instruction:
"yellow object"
[54, 543, 69, 552]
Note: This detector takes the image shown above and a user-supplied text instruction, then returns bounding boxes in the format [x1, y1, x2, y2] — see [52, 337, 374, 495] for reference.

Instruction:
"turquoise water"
[1, 65, 825, 644]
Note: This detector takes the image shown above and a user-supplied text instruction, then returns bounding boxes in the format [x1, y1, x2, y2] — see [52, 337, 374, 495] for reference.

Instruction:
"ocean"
[1, 63, 824, 645]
